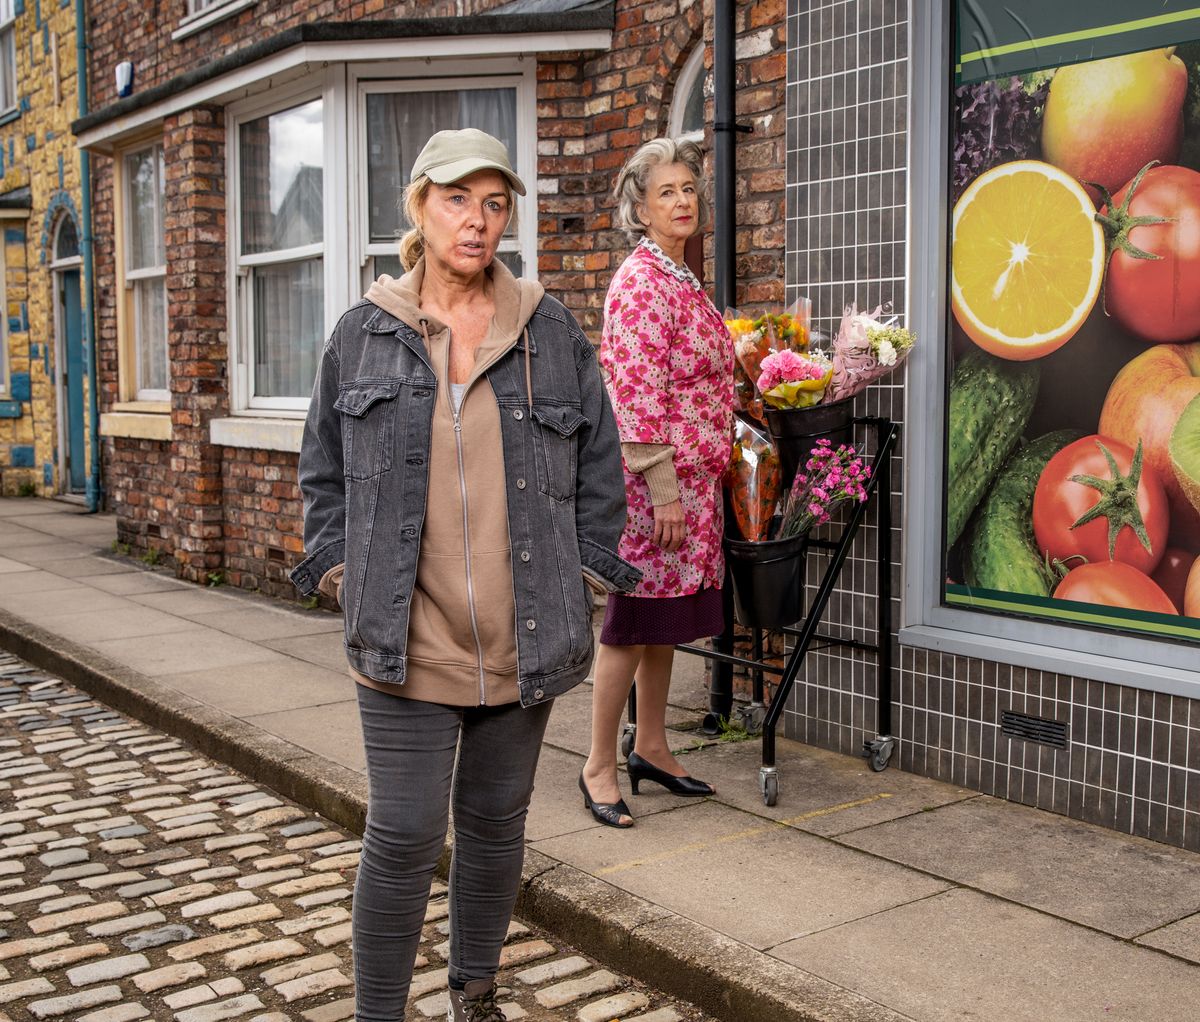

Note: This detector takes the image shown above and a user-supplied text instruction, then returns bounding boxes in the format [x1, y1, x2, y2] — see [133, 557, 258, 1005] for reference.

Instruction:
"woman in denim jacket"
[290, 129, 637, 1022]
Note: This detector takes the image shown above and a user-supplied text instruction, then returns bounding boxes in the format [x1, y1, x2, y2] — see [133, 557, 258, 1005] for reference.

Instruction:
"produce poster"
[945, 1, 1200, 642]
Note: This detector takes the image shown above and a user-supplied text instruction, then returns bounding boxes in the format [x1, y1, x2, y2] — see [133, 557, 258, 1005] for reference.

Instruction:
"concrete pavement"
[1, 497, 1199, 1021]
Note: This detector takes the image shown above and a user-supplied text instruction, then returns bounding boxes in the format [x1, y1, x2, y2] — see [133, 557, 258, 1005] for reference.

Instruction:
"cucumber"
[965, 430, 1082, 596]
[946, 349, 1040, 549]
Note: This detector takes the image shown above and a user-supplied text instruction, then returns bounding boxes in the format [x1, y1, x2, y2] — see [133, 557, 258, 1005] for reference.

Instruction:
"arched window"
[668, 44, 706, 141]
[53, 214, 80, 264]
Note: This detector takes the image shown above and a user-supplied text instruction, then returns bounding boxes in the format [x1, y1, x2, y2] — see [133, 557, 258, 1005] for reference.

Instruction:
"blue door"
[60, 270, 85, 493]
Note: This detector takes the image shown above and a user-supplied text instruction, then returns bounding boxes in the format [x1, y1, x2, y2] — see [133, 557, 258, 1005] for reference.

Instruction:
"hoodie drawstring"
[523, 327, 533, 413]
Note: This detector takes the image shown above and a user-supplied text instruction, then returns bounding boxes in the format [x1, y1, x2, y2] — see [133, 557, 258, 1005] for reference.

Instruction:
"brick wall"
[0, 0, 87, 496]
[537, 0, 787, 334]
[89, 0, 789, 595]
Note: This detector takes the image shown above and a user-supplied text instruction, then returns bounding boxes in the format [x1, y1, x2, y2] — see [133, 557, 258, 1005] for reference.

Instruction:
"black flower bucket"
[724, 529, 809, 630]
[762, 397, 855, 487]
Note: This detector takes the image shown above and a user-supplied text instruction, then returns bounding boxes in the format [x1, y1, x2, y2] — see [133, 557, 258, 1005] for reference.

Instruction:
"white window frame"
[0, 0, 16, 118]
[123, 142, 169, 404]
[227, 69, 346, 415]
[350, 61, 538, 292]
[174, 0, 257, 42]
[668, 44, 706, 142]
[224, 59, 538, 420]
[900, 0, 1200, 698]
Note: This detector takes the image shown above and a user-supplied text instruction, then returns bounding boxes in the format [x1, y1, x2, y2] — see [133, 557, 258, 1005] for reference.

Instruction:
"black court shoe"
[627, 751, 715, 797]
[579, 771, 634, 829]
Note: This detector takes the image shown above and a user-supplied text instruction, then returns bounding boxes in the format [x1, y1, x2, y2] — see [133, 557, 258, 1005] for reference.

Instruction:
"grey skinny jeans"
[352, 683, 552, 1021]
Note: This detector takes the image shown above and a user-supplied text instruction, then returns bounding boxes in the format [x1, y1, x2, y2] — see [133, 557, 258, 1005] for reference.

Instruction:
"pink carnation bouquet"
[825, 303, 915, 403]
[779, 439, 871, 538]
[756, 349, 833, 410]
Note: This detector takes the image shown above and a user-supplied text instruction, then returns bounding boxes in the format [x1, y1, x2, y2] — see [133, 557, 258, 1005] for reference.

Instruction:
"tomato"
[1054, 562, 1178, 615]
[1151, 547, 1196, 613]
[1033, 435, 1169, 575]
[1100, 164, 1200, 343]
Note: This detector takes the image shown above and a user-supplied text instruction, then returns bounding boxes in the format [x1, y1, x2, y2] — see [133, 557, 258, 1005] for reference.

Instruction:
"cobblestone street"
[0, 651, 711, 1022]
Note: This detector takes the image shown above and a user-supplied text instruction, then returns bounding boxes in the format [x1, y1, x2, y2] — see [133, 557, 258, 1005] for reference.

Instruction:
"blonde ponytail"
[398, 175, 433, 272]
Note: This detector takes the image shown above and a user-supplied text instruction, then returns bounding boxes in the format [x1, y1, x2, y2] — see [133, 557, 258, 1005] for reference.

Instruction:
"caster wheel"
[620, 730, 635, 760]
[868, 741, 895, 772]
[738, 704, 766, 736]
[760, 771, 778, 806]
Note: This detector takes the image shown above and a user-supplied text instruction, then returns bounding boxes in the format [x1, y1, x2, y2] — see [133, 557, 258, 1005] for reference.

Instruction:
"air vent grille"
[1001, 710, 1068, 749]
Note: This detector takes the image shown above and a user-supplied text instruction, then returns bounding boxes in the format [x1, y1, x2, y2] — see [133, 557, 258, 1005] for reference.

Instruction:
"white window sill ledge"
[210, 416, 304, 454]
[100, 411, 172, 441]
[172, 0, 257, 41]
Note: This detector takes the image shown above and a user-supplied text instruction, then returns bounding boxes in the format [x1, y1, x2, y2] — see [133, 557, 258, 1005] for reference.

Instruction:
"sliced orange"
[952, 160, 1104, 361]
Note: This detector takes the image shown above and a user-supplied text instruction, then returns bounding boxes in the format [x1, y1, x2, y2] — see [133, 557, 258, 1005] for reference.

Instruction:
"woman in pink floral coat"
[580, 138, 734, 828]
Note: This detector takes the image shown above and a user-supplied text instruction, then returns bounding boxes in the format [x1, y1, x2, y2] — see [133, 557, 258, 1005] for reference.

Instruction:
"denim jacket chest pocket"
[335, 380, 403, 481]
[530, 404, 587, 501]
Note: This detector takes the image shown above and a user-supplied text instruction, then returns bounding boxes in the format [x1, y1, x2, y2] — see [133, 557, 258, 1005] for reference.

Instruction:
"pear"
[1042, 47, 1187, 199]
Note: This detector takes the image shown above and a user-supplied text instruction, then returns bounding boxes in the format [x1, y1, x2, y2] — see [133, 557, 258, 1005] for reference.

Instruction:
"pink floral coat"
[600, 240, 734, 598]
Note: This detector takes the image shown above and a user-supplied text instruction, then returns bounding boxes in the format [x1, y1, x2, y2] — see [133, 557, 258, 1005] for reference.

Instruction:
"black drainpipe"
[707, 0, 737, 730]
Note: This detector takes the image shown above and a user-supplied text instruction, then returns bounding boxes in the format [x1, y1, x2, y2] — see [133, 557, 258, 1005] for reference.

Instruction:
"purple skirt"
[599, 587, 726, 646]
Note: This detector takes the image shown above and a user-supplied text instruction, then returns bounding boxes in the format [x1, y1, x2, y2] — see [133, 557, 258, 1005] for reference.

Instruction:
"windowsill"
[0, 109, 19, 128]
[111, 400, 170, 414]
[210, 416, 304, 453]
[100, 411, 172, 441]
[171, 0, 257, 41]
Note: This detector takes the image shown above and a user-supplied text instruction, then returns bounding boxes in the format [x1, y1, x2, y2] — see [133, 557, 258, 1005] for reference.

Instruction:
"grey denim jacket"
[289, 295, 640, 708]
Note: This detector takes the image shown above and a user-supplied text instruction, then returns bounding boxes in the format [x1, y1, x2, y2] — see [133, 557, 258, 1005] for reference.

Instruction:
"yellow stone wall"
[0, 1, 87, 498]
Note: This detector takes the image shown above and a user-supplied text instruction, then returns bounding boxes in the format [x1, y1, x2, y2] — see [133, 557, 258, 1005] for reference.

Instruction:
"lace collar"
[638, 236, 702, 289]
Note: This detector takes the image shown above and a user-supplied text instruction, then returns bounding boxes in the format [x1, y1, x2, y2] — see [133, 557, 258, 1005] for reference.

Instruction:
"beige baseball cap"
[410, 128, 526, 196]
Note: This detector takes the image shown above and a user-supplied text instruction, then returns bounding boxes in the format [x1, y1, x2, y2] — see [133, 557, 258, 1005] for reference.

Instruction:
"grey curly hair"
[613, 137, 709, 239]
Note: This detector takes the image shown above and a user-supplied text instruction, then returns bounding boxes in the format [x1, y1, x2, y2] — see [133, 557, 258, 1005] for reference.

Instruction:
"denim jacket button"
[526, 619, 536, 630]
[516, 478, 526, 490]
[534, 688, 545, 700]
[513, 409, 524, 420]
[402, 526, 416, 536]
[520, 551, 531, 562]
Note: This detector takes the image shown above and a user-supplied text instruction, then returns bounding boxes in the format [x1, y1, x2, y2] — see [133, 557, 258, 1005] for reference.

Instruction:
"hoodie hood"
[364, 256, 545, 345]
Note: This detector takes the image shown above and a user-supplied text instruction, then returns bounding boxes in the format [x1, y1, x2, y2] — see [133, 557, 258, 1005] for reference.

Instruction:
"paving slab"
[243, 701, 366, 774]
[86, 629, 285, 677]
[260, 634, 348, 673]
[775, 888, 1200, 1022]
[4, 510, 115, 539]
[129, 588, 255, 618]
[34, 607, 209, 644]
[158, 660, 353, 718]
[837, 795, 1200, 938]
[11, 540, 110, 565]
[185, 607, 344, 642]
[542, 682, 709, 761]
[699, 736, 980, 836]
[34, 555, 136, 578]
[0, 586, 130, 619]
[531, 799, 948, 950]
[78, 572, 192, 596]
[0, 556, 36, 574]
[1137, 912, 1200, 965]
[0, 571, 89, 595]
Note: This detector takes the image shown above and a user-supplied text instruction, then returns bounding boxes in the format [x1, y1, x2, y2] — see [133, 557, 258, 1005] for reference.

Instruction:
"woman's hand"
[652, 500, 686, 552]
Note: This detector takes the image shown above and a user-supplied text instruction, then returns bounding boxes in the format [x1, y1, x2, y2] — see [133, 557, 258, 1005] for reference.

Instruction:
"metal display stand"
[620, 416, 900, 806]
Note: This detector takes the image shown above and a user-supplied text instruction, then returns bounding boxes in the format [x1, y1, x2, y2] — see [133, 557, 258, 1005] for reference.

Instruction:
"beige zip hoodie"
[326, 258, 545, 706]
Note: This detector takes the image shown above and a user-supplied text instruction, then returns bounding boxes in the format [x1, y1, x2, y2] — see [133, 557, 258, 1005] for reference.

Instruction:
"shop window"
[359, 79, 526, 288]
[124, 143, 168, 402]
[234, 95, 325, 408]
[0, 0, 15, 117]
[669, 44, 706, 142]
[903, 0, 1200, 690]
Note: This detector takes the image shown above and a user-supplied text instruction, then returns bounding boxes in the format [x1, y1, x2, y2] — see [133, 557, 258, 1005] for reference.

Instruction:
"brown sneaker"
[446, 978, 506, 1022]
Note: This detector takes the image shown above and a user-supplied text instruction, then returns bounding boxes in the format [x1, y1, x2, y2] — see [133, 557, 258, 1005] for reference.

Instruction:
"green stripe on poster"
[945, 588, 1200, 641]
[955, 2, 1200, 82]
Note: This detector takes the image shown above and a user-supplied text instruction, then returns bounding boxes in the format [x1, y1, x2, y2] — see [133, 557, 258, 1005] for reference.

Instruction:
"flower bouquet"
[725, 418, 783, 542]
[757, 349, 833, 410]
[825, 304, 916, 403]
[725, 299, 813, 422]
[778, 438, 871, 539]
